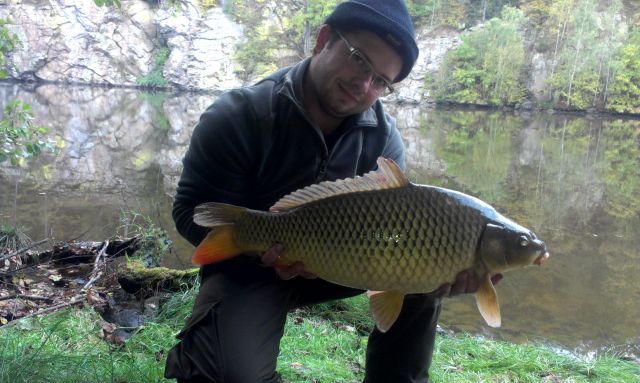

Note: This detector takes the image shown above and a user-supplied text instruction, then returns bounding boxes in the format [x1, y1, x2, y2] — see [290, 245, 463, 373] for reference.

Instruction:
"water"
[1, 82, 638, 360]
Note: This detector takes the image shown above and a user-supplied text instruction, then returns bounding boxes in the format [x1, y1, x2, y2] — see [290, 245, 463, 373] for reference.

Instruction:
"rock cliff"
[0, 0, 458, 102]
[1, 0, 242, 92]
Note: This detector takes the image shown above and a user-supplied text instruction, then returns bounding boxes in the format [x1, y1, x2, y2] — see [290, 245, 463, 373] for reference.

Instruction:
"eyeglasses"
[335, 30, 395, 95]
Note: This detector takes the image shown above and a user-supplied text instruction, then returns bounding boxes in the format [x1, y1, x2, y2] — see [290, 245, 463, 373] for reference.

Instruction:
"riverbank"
[0, 285, 638, 383]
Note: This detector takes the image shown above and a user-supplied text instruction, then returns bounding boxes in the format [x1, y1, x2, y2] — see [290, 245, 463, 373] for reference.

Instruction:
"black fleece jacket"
[172, 58, 406, 246]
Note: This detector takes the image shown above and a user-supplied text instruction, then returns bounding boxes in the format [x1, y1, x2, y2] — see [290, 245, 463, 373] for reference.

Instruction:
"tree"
[431, 6, 527, 106]
[546, 0, 628, 110]
[227, 0, 338, 81]
[0, 19, 55, 165]
[605, 32, 640, 113]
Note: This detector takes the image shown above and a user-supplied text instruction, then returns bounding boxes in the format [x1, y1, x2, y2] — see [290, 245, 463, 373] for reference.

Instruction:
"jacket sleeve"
[172, 89, 263, 246]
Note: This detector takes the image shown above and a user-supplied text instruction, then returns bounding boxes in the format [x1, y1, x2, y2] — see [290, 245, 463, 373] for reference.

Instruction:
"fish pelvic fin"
[192, 226, 242, 265]
[367, 290, 405, 333]
[475, 274, 501, 328]
[269, 157, 409, 212]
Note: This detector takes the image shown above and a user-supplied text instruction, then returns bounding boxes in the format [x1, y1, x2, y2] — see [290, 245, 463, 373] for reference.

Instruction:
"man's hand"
[260, 244, 317, 280]
[433, 270, 503, 298]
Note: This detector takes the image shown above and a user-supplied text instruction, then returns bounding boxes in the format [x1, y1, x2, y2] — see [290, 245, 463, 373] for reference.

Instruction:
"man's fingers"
[261, 243, 284, 266]
[298, 270, 318, 279]
[275, 262, 304, 280]
[432, 283, 452, 298]
[444, 270, 503, 297]
[449, 270, 471, 296]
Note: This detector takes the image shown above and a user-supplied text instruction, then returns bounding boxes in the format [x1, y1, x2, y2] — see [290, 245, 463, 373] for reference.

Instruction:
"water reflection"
[1, 83, 638, 359]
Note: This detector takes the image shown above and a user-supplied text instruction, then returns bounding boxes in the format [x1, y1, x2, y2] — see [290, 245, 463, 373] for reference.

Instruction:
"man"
[165, 1, 499, 381]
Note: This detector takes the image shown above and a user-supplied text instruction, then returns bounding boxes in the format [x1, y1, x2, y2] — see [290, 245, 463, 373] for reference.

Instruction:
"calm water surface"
[1, 83, 638, 360]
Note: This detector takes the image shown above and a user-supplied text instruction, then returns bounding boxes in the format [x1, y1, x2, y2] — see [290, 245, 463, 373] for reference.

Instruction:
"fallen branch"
[1, 237, 140, 276]
[83, 241, 109, 290]
[2, 294, 85, 328]
[0, 238, 49, 263]
[0, 294, 54, 303]
[117, 260, 199, 298]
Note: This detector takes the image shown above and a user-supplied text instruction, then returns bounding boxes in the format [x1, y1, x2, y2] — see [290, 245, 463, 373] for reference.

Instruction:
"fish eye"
[519, 235, 530, 247]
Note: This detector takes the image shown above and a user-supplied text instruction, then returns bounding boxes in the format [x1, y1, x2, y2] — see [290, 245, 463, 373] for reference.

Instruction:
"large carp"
[192, 157, 549, 332]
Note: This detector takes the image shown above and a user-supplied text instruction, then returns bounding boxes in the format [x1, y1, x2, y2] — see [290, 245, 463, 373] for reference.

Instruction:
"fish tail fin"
[193, 202, 246, 227]
[191, 202, 246, 265]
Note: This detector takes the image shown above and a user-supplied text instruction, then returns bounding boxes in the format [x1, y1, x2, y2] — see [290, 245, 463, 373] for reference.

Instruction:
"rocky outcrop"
[0, 0, 454, 99]
[392, 25, 462, 103]
[2, 1, 157, 85]
[0, 0, 242, 91]
[155, 1, 242, 91]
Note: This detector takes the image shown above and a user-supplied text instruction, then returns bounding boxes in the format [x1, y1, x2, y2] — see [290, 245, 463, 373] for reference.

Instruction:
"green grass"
[0, 287, 637, 383]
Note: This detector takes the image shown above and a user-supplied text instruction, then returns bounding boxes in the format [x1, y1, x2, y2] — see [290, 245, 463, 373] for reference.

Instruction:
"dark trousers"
[165, 256, 441, 383]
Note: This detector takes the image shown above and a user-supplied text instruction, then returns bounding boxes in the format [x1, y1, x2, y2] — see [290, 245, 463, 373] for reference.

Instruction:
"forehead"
[341, 29, 403, 81]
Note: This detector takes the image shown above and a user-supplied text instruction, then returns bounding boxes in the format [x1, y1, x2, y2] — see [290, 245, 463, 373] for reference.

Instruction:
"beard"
[315, 77, 371, 119]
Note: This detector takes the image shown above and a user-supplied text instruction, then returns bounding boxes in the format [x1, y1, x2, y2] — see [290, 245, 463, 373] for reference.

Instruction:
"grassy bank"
[0, 287, 637, 383]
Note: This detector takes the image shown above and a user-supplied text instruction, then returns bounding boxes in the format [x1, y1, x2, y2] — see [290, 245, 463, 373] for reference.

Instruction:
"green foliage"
[287, 0, 339, 54]
[518, 0, 552, 26]
[118, 210, 171, 267]
[606, 40, 640, 113]
[228, 0, 338, 81]
[407, 0, 467, 27]
[407, 0, 519, 29]
[0, 101, 56, 166]
[0, 285, 638, 382]
[0, 224, 33, 253]
[0, 18, 21, 78]
[0, 19, 56, 167]
[431, 6, 527, 106]
[200, 0, 219, 10]
[545, 0, 628, 110]
[464, 0, 518, 25]
[137, 47, 170, 88]
[93, 0, 121, 7]
[600, 120, 640, 220]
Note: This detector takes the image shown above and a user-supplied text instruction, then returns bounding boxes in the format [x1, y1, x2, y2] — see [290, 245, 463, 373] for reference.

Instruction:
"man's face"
[309, 28, 404, 119]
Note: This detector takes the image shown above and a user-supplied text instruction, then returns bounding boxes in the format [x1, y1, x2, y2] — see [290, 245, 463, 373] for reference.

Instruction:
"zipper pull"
[316, 161, 327, 181]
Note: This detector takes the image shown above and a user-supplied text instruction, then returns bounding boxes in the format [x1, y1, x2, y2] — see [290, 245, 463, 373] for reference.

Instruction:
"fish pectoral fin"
[367, 290, 405, 333]
[475, 275, 501, 328]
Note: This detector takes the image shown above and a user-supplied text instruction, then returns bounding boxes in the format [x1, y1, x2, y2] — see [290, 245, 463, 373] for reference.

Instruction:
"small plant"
[137, 47, 170, 88]
[118, 210, 172, 267]
[0, 18, 21, 78]
[93, 0, 121, 7]
[0, 101, 56, 166]
[0, 224, 33, 253]
[200, 0, 218, 10]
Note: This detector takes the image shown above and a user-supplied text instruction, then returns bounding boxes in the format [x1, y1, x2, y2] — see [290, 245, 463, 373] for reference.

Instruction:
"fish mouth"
[534, 251, 550, 266]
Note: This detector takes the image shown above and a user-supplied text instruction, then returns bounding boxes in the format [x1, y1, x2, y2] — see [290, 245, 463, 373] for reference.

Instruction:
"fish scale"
[231, 186, 484, 293]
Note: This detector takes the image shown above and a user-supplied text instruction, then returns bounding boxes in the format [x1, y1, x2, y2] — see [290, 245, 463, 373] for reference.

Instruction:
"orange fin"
[475, 274, 501, 328]
[192, 226, 242, 265]
[367, 290, 405, 333]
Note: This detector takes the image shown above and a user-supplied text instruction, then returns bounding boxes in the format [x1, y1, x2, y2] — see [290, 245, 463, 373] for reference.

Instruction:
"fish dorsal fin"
[367, 290, 405, 333]
[270, 157, 408, 212]
[475, 274, 501, 328]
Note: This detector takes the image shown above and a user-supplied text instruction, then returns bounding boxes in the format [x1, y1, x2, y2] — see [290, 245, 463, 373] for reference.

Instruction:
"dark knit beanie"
[324, 0, 418, 82]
